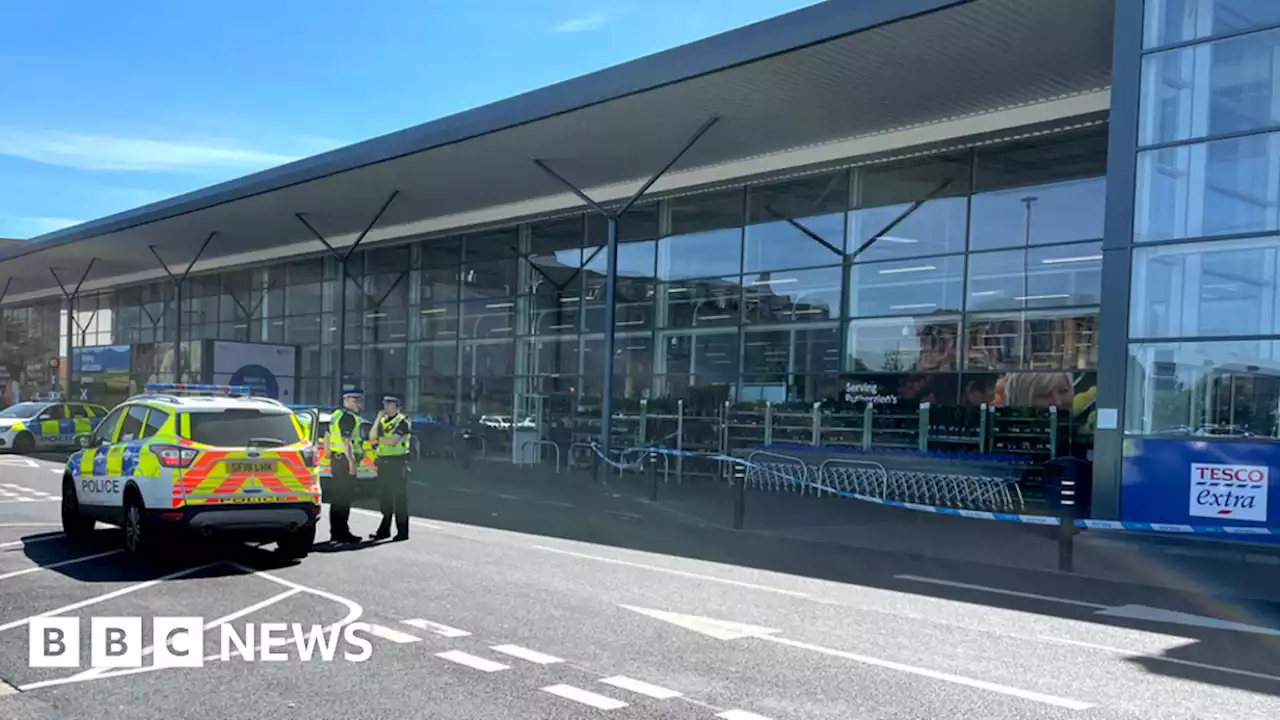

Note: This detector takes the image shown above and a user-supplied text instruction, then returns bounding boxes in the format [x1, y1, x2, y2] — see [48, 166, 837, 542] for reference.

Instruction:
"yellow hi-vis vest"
[375, 414, 411, 457]
[327, 409, 361, 457]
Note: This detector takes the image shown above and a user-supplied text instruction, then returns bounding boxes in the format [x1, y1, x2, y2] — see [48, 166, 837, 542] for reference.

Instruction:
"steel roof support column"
[296, 191, 400, 404]
[148, 232, 216, 383]
[49, 259, 98, 399]
[533, 115, 718, 481]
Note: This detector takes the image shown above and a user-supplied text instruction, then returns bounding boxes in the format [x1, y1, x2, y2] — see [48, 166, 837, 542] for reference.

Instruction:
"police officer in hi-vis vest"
[327, 388, 366, 544]
[369, 394, 412, 541]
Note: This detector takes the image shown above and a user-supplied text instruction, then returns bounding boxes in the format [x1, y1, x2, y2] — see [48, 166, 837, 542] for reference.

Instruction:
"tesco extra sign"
[1188, 463, 1269, 523]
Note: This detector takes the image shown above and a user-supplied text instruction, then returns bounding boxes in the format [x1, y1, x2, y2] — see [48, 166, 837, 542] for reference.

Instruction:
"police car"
[60, 384, 322, 560]
[0, 400, 110, 453]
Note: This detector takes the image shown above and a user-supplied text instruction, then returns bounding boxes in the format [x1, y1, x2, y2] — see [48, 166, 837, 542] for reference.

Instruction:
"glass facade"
[20, 128, 1103, 454]
[1128, 1, 1280, 437]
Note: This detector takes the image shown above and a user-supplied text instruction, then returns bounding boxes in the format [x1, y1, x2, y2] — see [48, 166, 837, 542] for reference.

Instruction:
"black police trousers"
[328, 458, 357, 538]
[375, 455, 410, 538]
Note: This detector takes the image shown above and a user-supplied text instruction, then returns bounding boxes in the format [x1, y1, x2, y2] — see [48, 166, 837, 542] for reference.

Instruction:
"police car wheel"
[60, 478, 95, 540]
[123, 497, 147, 558]
[13, 432, 33, 454]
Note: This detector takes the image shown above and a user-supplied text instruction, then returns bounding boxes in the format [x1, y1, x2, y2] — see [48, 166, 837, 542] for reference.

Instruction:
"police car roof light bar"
[143, 383, 253, 397]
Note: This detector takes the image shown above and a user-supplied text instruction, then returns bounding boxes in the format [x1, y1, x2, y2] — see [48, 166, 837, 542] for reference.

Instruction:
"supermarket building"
[1, 0, 1279, 533]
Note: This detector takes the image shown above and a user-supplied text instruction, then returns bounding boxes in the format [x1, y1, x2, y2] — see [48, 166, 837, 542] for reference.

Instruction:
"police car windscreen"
[187, 410, 302, 447]
[0, 402, 44, 418]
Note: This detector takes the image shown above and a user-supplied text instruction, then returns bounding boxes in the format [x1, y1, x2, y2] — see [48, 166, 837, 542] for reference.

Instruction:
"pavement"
[0, 453, 1278, 719]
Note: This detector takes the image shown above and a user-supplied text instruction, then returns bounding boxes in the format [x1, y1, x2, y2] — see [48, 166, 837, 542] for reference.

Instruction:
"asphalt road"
[0, 454, 1279, 719]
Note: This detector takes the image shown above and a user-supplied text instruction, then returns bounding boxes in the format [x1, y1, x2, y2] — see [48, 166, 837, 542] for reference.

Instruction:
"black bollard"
[732, 462, 746, 530]
[648, 451, 659, 502]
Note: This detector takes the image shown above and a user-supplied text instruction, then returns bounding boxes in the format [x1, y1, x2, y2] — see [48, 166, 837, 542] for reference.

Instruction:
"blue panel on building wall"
[1122, 438, 1280, 542]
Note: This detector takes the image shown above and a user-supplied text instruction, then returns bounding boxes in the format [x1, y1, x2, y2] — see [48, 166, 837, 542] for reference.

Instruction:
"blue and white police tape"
[588, 443, 1280, 537]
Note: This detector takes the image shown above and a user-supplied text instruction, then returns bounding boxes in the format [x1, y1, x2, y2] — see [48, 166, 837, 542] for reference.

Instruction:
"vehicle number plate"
[227, 461, 276, 475]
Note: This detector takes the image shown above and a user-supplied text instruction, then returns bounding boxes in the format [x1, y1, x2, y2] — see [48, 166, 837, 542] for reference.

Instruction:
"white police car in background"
[0, 400, 109, 454]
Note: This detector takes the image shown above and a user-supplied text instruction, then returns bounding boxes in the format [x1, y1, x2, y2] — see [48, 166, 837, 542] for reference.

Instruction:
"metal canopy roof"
[0, 0, 1115, 305]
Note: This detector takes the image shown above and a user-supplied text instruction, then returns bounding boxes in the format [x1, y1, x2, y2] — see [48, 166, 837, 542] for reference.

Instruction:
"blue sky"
[0, 0, 819, 239]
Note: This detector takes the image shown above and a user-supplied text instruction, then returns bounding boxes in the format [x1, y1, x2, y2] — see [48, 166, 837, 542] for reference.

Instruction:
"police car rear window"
[185, 410, 301, 447]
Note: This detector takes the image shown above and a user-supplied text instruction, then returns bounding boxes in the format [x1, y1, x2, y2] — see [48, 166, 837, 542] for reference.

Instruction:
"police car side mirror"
[74, 434, 92, 449]
[37, 413, 54, 421]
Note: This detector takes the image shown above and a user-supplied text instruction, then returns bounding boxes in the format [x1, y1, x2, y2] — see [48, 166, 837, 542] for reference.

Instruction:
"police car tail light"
[154, 445, 199, 468]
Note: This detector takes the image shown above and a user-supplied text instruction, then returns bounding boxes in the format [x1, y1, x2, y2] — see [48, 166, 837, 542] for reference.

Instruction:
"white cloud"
[0, 128, 304, 173]
[553, 12, 608, 32]
[0, 215, 83, 239]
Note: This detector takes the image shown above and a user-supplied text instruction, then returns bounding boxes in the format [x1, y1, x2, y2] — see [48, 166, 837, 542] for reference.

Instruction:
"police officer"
[369, 394, 412, 541]
[327, 389, 365, 544]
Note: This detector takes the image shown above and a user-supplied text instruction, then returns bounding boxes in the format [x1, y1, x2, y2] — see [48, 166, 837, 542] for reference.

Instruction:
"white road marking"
[49, 468, 62, 474]
[765, 635, 1094, 710]
[367, 623, 423, 644]
[600, 675, 682, 699]
[536, 546, 809, 598]
[0, 534, 63, 549]
[0, 522, 58, 527]
[542, 500, 574, 508]
[436, 650, 509, 672]
[0, 497, 57, 504]
[495, 493, 522, 500]
[402, 618, 471, 637]
[0, 483, 21, 488]
[29, 491, 51, 497]
[1097, 604, 1280, 637]
[347, 506, 442, 529]
[895, 575, 1108, 610]
[0, 549, 121, 581]
[60, 588, 304, 685]
[541, 684, 628, 710]
[0, 679, 16, 696]
[490, 644, 562, 664]
[1038, 635, 1280, 684]
[0, 561, 219, 633]
[718, 711, 774, 720]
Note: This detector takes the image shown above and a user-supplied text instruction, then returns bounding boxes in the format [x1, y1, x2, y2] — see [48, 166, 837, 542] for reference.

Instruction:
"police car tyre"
[13, 431, 33, 454]
[277, 524, 314, 559]
[60, 476, 95, 540]
[122, 492, 151, 560]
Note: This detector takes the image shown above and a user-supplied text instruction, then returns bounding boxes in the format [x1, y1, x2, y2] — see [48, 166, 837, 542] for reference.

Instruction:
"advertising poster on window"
[71, 345, 131, 406]
[210, 341, 296, 402]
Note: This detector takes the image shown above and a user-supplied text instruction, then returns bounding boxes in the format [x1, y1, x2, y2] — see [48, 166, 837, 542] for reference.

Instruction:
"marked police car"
[0, 400, 110, 453]
[61, 384, 322, 560]
[288, 405, 379, 480]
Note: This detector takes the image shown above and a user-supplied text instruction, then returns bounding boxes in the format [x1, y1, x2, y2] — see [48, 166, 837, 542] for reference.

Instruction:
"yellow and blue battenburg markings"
[28, 410, 99, 440]
[70, 439, 156, 480]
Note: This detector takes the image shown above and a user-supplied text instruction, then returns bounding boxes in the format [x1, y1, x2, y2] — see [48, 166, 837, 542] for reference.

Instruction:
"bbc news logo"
[29, 617, 375, 669]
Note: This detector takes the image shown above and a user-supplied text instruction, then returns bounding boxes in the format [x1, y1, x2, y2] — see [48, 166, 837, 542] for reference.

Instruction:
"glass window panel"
[418, 376, 459, 419]
[1144, 0, 1280, 49]
[462, 259, 518, 300]
[742, 326, 840, 378]
[657, 229, 742, 281]
[299, 345, 326, 377]
[743, 266, 842, 324]
[463, 228, 518, 262]
[1141, 27, 1280, 146]
[1135, 131, 1280, 242]
[361, 246, 411, 276]
[460, 299, 515, 338]
[285, 279, 324, 316]
[847, 198, 969, 262]
[587, 202, 660, 243]
[460, 375, 513, 417]
[582, 334, 654, 382]
[966, 244, 1102, 312]
[523, 292, 581, 335]
[845, 315, 961, 373]
[1131, 235, 1280, 338]
[583, 239, 656, 280]
[969, 179, 1106, 250]
[417, 303, 459, 341]
[745, 172, 847, 272]
[662, 332, 739, 384]
[530, 216, 584, 254]
[413, 341, 458, 378]
[669, 188, 744, 235]
[849, 256, 963, 317]
[421, 239, 462, 304]
[1127, 339, 1280, 437]
[367, 345, 408, 380]
[659, 277, 742, 328]
[966, 310, 1100, 372]
[463, 341, 515, 379]
[519, 337, 579, 377]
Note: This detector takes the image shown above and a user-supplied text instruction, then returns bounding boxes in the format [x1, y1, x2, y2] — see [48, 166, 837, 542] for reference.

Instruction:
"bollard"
[1058, 475, 1076, 572]
[648, 450, 659, 502]
[732, 462, 746, 530]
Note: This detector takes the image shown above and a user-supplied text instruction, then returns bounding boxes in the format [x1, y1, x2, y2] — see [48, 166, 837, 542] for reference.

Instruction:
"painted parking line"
[402, 618, 470, 638]
[0, 534, 64, 550]
[0, 561, 219, 633]
[534, 545, 809, 598]
[0, 549, 121, 582]
[600, 675, 682, 699]
[718, 711, 774, 720]
[541, 684, 628, 710]
[366, 624, 422, 644]
[490, 644, 562, 664]
[436, 650, 508, 672]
